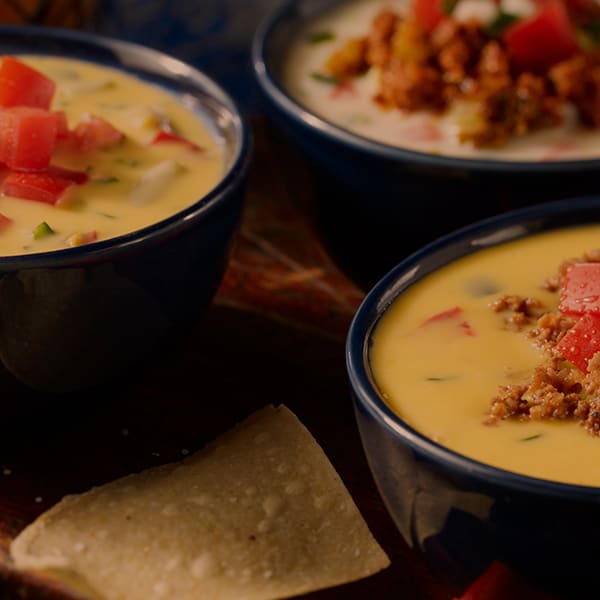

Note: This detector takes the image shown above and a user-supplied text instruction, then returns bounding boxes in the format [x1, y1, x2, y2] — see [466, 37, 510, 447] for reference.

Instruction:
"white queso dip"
[283, 0, 600, 161]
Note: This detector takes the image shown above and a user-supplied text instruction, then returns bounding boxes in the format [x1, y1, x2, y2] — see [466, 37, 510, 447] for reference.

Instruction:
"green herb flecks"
[93, 176, 120, 184]
[310, 71, 339, 85]
[97, 212, 117, 219]
[306, 30, 336, 44]
[466, 278, 500, 297]
[486, 11, 519, 37]
[442, 0, 459, 15]
[115, 157, 142, 168]
[426, 376, 456, 382]
[33, 222, 55, 240]
[520, 434, 543, 442]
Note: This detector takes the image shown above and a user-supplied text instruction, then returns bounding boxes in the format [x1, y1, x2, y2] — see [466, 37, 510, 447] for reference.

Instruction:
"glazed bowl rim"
[347, 195, 600, 500]
[252, 0, 600, 175]
[0, 24, 251, 270]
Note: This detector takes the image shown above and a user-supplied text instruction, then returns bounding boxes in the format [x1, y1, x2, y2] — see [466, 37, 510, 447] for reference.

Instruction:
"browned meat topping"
[490, 294, 544, 330]
[528, 312, 576, 352]
[488, 356, 584, 424]
[486, 254, 600, 435]
[322, 8, 600, 147]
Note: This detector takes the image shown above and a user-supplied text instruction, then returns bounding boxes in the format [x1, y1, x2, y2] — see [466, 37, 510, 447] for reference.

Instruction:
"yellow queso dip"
[0, 55, 225, 255]
[370, 224, 600, 486]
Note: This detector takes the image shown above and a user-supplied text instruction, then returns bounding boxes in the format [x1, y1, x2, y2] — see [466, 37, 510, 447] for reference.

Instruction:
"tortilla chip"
[11, 405, 389, 600]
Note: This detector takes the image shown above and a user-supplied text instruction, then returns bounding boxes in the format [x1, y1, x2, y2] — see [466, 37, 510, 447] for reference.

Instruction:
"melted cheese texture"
[283, 0, 600, 161]
[370, 225, 600, 486]
[0, 55, 225, 255]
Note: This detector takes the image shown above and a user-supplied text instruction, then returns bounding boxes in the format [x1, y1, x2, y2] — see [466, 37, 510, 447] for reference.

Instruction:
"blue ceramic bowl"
[0, 26, 251, 394]
[347, 196, 600, 599]
[252, 0, 600, 289]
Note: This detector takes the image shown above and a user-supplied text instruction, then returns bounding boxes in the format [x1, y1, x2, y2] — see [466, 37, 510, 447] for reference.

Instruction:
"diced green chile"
[306, 31, 336, 44]
[33, 221, 55, 240]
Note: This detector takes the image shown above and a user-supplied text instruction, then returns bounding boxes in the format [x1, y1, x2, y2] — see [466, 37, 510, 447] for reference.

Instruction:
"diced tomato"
[456, 561, 560, 600]
[419, 306, 476, 335]
[556, 313, 600, 372]
[0, 213, 12, 231]
[0, 56, 55, 110]
[330, 79, 357, 99]
[1, 166, 89, 205]
[559, 263, 600, 315]
[412, 0, 445, 32]
[149, 128, 202, 152]
[72, 114, 124, 152]
[503, 1, 580, 70]
[421, 306, 463, 325]
[0, 106, 59, 170]
[53, 111, 70, 141]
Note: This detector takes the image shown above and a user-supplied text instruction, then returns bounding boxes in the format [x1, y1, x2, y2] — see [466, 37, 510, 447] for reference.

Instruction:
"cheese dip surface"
[0, 55, 225, 255]
[370, 225, 600, 486]
[283, 0, 600, 161]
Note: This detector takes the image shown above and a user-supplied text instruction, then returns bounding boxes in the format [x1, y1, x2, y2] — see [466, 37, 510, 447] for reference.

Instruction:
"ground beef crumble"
[487, 254, 600, 435]
[323, 8, 600, 147]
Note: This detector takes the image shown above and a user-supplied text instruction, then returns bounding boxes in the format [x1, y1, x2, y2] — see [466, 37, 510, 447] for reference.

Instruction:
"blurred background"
[0, 0, 284, 106]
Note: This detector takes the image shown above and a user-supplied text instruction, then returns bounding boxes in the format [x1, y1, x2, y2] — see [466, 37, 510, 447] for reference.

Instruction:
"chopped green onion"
[587, 21, 600, 42]
[115, 157, 142, 168]
[93, 176, 120, 184]
[306, 31, 336, 44]
[520, 434, 542, 442]
[310, 71, 339, 85]
[486, 11, 519, 37]
[442, 0, 459, 15]
[33, 222, 55, 240]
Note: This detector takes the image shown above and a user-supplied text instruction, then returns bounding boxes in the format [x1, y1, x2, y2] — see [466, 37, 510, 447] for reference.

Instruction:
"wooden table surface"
[0, 115, 454, 600]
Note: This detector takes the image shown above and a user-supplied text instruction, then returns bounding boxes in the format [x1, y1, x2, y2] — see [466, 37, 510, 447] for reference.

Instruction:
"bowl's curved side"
[346, 195, 600, 596]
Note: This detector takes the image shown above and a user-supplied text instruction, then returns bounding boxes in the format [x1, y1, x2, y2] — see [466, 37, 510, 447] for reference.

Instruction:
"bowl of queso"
[253, 0, 600, 288]
[347, 195, 600, 598]
[0, 26, 250, 394]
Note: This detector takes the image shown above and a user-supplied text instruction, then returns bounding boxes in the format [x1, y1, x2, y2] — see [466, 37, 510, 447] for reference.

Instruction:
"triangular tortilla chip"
[11, 405, 389, 600]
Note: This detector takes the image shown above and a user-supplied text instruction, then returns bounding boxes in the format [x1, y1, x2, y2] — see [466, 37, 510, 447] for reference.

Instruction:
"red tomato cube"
[412, 0, 445, 32]
[0, 56, 56, 109]
[556, 313, 600, 372]
[72, 114, 124, 152]
[456, 561, 560, 600]
[53, 111, 70, 141]
[0, 107, 59, 170]
[0, 213, 12, 231]
[503, 1, 579, 70]
[1, 166, 89, 205]
[559, 263, 600, 315]
[149, 128, 202, 152]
